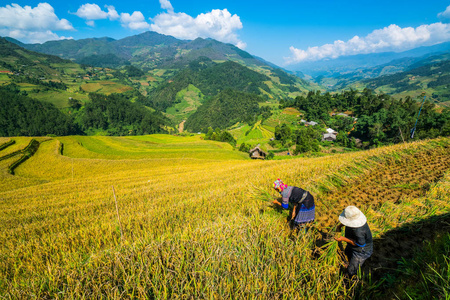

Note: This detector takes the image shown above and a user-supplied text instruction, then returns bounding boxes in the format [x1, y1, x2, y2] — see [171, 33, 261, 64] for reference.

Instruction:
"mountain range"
[1, 32, 319, 129]
[292, 41, 450, 78]
[2, 30, 450, 134]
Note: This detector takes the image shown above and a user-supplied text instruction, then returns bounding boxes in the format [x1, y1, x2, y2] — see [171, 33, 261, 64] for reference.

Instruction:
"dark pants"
[345, 245, 373, 276]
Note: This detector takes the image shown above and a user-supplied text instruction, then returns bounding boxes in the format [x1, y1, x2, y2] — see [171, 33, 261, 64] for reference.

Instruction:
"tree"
[294, 127, 320, 154]
[274, 124, 292, 144]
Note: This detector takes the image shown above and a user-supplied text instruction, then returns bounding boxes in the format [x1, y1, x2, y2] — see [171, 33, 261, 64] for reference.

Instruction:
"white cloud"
[120, 11, 150, 30]
[0, 28, 72, 44]
[73, 3, 149, 31]
[286, 23, 450, 64]
[105, 5, 119, 20]
[150, 0, 245, 48]
[159, 0, 173, 13]
[438, 5, 450, 22]
[73, 3, 119, 26]
[0, 3, 74, 43]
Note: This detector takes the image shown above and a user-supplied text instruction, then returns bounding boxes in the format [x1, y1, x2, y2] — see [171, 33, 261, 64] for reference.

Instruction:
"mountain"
[0, 37, 72, 76]
[293, 41, 450, 78]
[347, 56, 450, 106]
[1, 34, 318, 132]
[148, 58, 269, 110]
[7, 31, 316, 87]
[6, 31, 264, 70]
[185, 88, 263, 132]
[142, 57, 315, 124]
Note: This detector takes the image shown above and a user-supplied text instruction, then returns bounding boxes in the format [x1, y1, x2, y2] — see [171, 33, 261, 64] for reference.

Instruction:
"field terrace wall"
[8, 139, 41, 175]
[0, 139, 15, 151]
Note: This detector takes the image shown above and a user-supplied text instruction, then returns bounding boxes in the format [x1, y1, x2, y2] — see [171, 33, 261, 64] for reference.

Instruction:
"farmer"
[272, 179, 315, 229]
[335, 206, 373, 277]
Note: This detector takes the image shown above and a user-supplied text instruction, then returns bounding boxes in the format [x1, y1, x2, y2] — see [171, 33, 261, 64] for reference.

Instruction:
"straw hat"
[339, 206, 367, 228]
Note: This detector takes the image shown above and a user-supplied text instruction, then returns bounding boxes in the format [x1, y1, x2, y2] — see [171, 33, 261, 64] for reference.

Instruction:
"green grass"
[80, 81, 133, 94]
[230, 120, 274, 147]
[264, 108, 302, 128]
[57, 135, 249, 160]
[165, 84, 204, 124]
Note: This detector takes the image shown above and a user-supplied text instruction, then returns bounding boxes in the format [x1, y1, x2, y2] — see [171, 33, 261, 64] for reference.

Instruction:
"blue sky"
[1, 0, 450, 69]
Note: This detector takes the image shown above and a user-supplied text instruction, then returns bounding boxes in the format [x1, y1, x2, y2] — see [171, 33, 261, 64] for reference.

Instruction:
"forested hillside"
[2, 34, 316, 130]
[0, 84, 169, 137]
[6, 32, 261, 70]
[149, 58, 270, 111]
[0, 84, 79, 136]
[185, 89, 263, 132]
[358, 59, 450, 105]
[0, 37, 71, 78]
[282, 89, 450, 146]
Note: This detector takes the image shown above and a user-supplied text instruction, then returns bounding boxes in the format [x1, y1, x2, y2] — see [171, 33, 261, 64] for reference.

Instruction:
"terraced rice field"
[0, 135, 449, 299]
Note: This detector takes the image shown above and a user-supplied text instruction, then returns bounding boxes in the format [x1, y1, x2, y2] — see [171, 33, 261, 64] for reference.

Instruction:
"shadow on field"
[363, 212, 450, 281]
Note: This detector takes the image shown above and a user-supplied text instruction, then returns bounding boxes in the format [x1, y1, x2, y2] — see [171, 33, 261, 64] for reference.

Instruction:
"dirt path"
[178, 120, 186, 133]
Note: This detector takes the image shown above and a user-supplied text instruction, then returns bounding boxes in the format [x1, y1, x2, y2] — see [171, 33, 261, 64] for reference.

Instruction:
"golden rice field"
[0, 135, 449, 299]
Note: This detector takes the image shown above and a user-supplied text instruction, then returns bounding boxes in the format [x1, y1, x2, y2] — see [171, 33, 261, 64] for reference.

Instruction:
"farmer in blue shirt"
[335, 206, 373, 276]
[272, 179, 315, 229]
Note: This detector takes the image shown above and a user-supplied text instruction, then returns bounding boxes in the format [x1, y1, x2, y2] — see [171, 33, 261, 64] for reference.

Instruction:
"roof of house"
[322, 133, 337, 140]
[306, 121, 318, 126]
[326, 128, 338, 134]
[249, 146, 267, 155]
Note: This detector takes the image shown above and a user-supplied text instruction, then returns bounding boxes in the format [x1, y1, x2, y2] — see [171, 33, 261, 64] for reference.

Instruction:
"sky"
[1, 0, 450, 69]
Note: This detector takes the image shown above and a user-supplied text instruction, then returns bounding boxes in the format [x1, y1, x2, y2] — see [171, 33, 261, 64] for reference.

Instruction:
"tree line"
[0, 84, 169, 137]
[280, 89, 450, 148]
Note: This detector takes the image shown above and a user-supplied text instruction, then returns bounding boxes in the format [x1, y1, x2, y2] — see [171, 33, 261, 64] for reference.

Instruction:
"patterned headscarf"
[273, 179, 287, 192]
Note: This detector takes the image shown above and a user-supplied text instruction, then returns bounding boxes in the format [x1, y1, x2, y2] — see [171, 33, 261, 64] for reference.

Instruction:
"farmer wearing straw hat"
[272, 179, 315, 229]
[335, 206, 373, 276]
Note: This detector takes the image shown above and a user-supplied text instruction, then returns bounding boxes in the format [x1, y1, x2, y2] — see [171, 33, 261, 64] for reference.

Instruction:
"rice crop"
[0, 136, 449, 299]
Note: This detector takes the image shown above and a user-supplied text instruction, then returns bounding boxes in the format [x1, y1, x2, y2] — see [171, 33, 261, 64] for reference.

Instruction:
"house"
[332, 112, 350, 117]
[305, 121, 318, 126]
[325, 128, 338, 135]
[249, 146, 267, 160]
[322, 133, 337, 142]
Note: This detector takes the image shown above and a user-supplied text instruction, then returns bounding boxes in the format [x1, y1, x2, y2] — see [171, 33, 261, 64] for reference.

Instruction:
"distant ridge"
[293, 41, 450, 78]
[5, 31, 265, 70]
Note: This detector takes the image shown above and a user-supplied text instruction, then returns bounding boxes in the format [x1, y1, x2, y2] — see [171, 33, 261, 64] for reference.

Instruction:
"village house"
[249, 146, 268, 160]
[322, 128, 338, 142]
[322, 133, 337, 142]
[325, 128, 338, 135]
[305, 121, 318, 126]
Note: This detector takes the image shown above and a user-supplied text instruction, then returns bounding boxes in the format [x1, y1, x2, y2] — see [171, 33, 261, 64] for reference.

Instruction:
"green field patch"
[165, 84, 204, 124]
[57, 135, 248, 160]
[264, 107, 300, 128]
[80, 81, 133, 94]
[28, 90, 82, 109]
[232, 121, 274, 146]
[282, 107, 301, 116]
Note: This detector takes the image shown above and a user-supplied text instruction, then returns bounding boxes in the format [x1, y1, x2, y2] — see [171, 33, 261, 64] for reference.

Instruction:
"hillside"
[0, 37, 142, 109]
[0, 135, 449, 298]
[316, 51, 450, 94]
[7, 32, 267, 70]
[4, 33, 318, 127]
[350, 58, 450, 106]
[185, 88, 263, 132]
[294, 41, 450, 78]
[148, 58, 269, 112]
